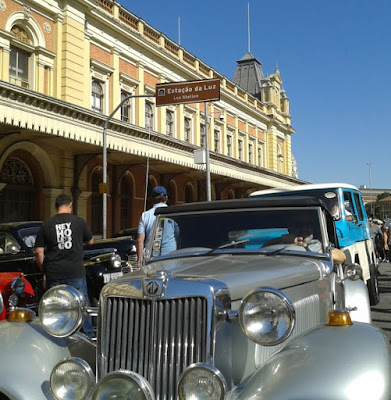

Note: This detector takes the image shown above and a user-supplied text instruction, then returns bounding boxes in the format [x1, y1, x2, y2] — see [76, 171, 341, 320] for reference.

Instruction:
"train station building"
[0, 0, 304, 236]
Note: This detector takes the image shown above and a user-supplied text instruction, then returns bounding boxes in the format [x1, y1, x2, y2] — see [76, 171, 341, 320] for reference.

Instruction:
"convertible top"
[155, 196, 328, 216]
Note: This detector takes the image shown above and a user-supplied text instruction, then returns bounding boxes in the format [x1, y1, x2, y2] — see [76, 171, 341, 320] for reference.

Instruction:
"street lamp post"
[367, 162, 373, 217]
[102, 94, 153, 239]
[204, 102, 223, 201]
[204, 102, 211, 201]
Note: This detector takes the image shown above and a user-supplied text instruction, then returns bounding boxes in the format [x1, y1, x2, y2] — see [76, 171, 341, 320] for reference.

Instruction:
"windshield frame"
[144, 205, 331, 264]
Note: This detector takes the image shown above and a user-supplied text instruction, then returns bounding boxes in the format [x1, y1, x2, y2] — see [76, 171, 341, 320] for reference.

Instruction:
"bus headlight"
[239, 287, 295, 346]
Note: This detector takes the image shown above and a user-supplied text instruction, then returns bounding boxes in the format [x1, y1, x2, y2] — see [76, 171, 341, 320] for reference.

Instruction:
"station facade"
[0, 0, 304, 237]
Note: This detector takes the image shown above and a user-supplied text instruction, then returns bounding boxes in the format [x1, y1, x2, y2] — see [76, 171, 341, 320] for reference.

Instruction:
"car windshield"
[146, 207, 326, 261]
[18, 227, 41, 248]
[305, 191, 340, 220]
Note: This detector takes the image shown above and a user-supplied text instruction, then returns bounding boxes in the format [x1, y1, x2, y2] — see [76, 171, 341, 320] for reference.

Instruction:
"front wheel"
[367, 263, 380, 306]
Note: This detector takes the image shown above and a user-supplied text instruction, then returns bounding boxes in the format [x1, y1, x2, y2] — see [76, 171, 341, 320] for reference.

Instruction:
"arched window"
[145, 176, 158, 211]
[90, 170, 103, 235]
[238, 138, 243, 160]
[0, 157, 35, 221]
[166, 110, 173, 136]
[227, 134, 232, 157]
[258, 143, 264, 167]
[121, 91, 131, 122]
[91, 80, 104, 113]
[184, 117, 191, 142]
[145, 102, 154, 129]
[120, 177, 132, 230]
[277, 144, 284, 173]
[200, 124, 206, 148]
[248, 142, 254, 164]
[9, 26, 32, 88]
[214, 130, 219, 152]
[184, 184, 194, 203]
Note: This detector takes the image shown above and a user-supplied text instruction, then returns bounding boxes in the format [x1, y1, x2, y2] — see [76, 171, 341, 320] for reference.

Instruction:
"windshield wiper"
[206, 239, 250, 255]
[261, 245, 291, 256]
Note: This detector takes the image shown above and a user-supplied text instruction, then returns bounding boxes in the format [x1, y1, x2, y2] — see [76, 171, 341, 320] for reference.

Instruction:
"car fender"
[0, 319, 95, 400]
[344, 277, 371, 323]
[342, 242, 371, 283]
[235, 323, 391, 400]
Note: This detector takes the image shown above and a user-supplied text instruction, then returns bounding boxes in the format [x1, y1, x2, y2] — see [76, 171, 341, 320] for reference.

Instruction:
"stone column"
[42, 188, 64, 220]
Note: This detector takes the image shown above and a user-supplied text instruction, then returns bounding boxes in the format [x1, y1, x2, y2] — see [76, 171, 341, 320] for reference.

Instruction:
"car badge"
[145, 280, 161, 297]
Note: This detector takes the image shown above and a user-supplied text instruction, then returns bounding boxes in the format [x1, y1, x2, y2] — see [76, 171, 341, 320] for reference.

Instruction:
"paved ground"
[371, 261, 391, 342]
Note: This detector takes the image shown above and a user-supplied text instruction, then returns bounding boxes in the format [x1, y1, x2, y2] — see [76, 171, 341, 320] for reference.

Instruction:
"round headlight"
[8, 293, 18, 308]
[11, 277, 25, 295]
[178, 363, 226, 400]
[93, 370, 155, 400]
[239, 287, 295, 346]
[39, 285, 86, 337]
[110, 253, 122, 269]
[50, 357, 94, 400]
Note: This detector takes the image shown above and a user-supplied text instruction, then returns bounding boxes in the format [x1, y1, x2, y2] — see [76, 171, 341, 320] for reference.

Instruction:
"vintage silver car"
[0, 197, 390, 400]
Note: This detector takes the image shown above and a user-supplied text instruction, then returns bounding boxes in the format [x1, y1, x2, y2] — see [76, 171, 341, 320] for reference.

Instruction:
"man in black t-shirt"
[35, 194, 94, 338]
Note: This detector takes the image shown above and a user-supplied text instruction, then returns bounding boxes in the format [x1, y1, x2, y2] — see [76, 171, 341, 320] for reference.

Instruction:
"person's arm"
[137, 233, 145, 268]
[82, 219, 94, 246]
[384, 228, 389, 250]
[35, 247, 45, 271]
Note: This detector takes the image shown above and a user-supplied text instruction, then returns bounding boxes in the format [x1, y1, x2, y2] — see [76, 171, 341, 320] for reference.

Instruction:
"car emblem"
[145, 280, 161, 296]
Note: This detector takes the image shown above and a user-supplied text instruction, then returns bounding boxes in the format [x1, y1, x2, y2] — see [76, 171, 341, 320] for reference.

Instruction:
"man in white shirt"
[136, 186, 168, 268]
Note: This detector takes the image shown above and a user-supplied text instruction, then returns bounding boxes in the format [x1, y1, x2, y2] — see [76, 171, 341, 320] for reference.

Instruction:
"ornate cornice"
[0, 80, 304, 186]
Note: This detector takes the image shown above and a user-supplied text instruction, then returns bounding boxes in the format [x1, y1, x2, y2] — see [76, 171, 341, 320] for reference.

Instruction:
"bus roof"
[250, 183, 360, 197]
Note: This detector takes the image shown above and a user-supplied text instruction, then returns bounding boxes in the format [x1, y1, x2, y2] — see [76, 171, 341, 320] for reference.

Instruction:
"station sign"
[156, 78, 220, 106]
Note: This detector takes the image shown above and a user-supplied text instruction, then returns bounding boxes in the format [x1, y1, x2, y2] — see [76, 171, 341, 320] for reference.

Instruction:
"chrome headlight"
[50, 357, 94, 400]
[11, 277, 25, 295]
[110, 253, 122, 269]
[93, 370, 155, 400]
[239, 287, 295, 346]
[39, 285, 86, 337]
[8, 293, 18, 309]
[178, 363, 226, 400]
[0, 293, 3, 316]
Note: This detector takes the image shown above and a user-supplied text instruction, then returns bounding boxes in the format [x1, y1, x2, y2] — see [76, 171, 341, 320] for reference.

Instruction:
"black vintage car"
[0, 221, 137, 303]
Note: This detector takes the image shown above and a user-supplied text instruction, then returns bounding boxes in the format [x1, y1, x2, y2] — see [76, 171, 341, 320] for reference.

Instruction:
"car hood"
[120, 254, 324, 301]
[84, 236, 135, 251]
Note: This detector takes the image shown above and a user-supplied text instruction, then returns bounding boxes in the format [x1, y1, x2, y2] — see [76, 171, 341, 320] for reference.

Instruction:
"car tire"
[368, 263, 380, 306]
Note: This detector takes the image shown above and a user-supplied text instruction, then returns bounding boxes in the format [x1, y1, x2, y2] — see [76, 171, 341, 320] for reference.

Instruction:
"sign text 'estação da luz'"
[155, 78, 220, 106]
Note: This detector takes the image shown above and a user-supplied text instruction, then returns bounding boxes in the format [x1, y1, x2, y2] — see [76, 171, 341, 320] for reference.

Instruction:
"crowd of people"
[369, 217, 390, 264]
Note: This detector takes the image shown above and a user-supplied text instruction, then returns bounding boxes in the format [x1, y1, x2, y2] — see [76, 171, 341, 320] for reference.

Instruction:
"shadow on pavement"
[371, 262, 391, 343]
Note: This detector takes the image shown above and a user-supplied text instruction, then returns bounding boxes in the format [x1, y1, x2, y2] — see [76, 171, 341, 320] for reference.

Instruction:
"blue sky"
[122, 0, 391, 189]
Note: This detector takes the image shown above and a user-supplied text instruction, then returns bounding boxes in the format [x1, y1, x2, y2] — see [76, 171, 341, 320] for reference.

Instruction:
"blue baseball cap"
[152, 186, 167, 196]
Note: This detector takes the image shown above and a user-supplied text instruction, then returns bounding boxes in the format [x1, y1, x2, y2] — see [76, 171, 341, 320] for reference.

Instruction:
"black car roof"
[155, 196, 328, 216]
[0, 221, 42, 229]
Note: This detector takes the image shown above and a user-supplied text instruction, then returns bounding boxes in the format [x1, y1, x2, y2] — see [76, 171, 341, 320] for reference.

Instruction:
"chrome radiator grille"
[100, 296, 209, 400]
